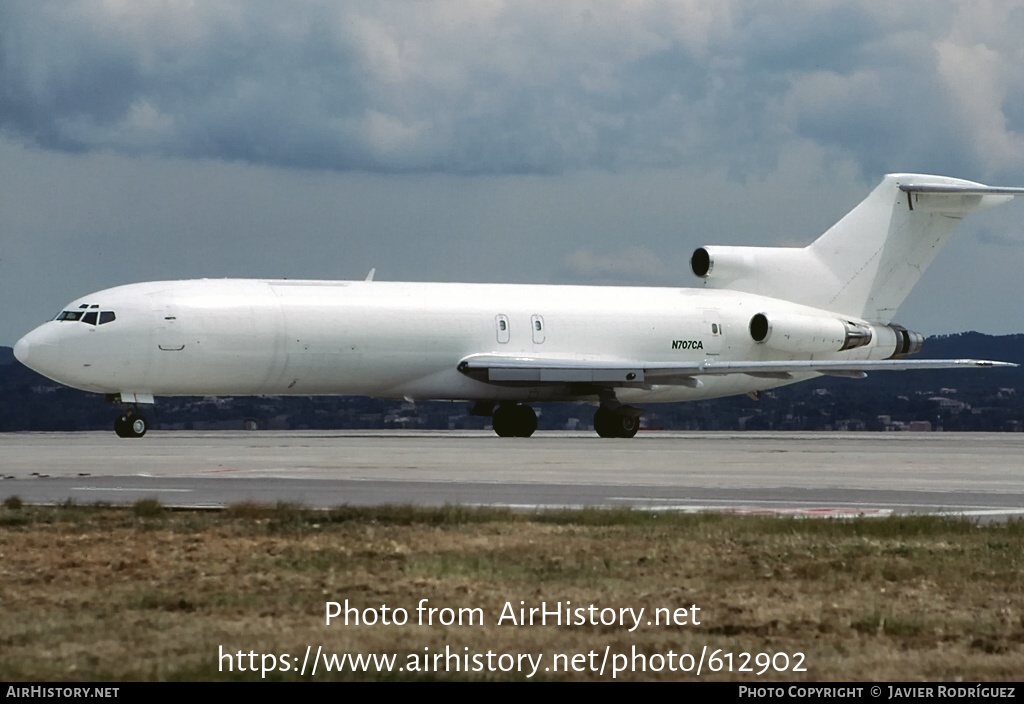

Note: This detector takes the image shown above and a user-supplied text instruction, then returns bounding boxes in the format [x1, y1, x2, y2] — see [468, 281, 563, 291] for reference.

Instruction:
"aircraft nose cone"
[13, 325, 63, 378]
[13, 336, 31, 365]
[14, 322, 98, 391]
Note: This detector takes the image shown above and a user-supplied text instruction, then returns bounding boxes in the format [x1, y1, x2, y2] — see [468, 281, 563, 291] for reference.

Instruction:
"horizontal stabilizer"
[898, 183, 1024, 195]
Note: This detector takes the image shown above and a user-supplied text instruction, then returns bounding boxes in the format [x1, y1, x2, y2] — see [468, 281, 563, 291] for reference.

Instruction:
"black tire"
[594, 407, 616, 438]
[492, 405, 516, 437]
[115, 413, 148, 439]
[594, 407, 640, 438]
[492, 404, 537, 437]
[513, 405, 537, 437]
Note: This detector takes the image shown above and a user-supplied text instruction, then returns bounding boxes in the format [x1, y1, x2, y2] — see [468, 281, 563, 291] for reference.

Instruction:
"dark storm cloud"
[1, 1, 1022, 178]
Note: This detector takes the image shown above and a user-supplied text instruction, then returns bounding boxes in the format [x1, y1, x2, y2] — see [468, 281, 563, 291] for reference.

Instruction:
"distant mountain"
[924, 332, 1024, 364]
[2, 333, 1022, 432]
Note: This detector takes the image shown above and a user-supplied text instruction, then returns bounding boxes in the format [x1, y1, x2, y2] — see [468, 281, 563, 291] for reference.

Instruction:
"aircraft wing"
[457, 354, 1017, 386]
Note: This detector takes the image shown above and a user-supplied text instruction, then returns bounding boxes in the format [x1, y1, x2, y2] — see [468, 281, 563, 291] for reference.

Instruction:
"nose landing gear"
[106, 393, 154, 439]
[114, 411, 148, 438]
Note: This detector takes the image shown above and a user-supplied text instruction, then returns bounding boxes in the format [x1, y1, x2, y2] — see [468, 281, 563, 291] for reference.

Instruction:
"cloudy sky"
[3, 0, 1024, 346]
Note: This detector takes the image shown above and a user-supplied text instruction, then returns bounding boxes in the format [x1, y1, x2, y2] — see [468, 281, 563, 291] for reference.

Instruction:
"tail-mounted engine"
[748, 312, 872, 354]
[692, 245, 807, 280]
[690, 245, 818, 305]
[748, 312, 923, 358]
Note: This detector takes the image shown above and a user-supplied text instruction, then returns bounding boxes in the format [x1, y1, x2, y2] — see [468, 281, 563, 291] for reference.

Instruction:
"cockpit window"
[55, 310, 116, 324]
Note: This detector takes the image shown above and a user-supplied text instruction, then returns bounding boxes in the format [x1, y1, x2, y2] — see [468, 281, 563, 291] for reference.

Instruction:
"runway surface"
[1, 430, 1023, 518]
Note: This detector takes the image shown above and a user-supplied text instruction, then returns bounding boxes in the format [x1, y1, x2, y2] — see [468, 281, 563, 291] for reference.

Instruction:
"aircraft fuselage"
[15, 278, 895, 405]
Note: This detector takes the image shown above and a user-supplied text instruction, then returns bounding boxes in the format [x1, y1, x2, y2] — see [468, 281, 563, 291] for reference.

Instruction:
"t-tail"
[690, 173, 1024, 322]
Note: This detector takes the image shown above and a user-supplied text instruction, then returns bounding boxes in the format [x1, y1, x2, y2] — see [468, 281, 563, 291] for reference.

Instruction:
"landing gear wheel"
[593, 407, 616, 438]
[617, 414, 639, 439]
[593, 407, 640, 438]
[491, 404, 537, 437]
[114, 413, 148, 439]
[512, 404, 537, 437]
[492, 405, 516, 437]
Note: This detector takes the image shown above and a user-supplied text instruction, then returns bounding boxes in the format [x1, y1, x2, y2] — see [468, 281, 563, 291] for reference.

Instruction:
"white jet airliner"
[14, 173, 1024, 439]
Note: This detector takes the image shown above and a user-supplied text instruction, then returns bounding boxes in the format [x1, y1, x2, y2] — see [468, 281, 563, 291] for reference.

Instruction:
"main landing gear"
[477, 400, 642, 439]
[491, 403, 538, 438]
[114, 410, 148, 438]
[593, 406, 641, 438]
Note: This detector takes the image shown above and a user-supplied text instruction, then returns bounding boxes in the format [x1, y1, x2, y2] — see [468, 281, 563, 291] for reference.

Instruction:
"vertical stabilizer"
[692, 174, 1023, 322]
[809, 174, 1020, 322]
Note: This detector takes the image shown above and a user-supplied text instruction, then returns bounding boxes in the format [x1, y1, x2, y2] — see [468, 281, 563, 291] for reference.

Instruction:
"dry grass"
[0, 501, 1022, 681]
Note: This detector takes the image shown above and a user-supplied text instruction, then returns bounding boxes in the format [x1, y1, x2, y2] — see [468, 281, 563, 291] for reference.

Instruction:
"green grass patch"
[3, 502, 1024, 681]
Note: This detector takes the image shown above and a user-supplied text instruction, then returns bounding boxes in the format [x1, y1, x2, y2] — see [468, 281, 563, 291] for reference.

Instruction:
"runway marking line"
[473, 503, 892, 517]
[477, 504, 1024, 519]
[626, 505, 893, 517]
[72, 487, 193, 493]
[612, 496, 1024, 512]
[946, 508, 1024, 517]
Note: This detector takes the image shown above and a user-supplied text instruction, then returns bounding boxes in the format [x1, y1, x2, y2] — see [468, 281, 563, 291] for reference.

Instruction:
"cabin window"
[530, 314, 546, 344]
[495, 314, 511, 343]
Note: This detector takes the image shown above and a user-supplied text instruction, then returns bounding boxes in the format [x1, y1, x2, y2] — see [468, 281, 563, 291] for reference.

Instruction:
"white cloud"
[935, 39, 1024, 172]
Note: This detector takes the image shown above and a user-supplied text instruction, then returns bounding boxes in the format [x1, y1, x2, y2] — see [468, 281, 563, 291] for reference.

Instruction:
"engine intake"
[690, 247, 713, 277]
